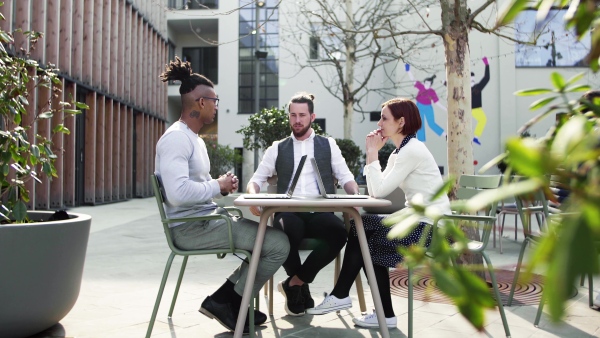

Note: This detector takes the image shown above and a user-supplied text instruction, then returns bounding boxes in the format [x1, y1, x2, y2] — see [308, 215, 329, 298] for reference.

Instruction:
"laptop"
[311, 158, 369, 199]
[244, 155, 307, 199]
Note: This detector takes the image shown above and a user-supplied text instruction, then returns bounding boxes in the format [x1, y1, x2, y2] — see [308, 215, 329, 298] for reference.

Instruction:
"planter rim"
[0, 211, 92, 228]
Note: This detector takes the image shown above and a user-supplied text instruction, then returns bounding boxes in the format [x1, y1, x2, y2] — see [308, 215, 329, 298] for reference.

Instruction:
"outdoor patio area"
[29, 197, 600, 338]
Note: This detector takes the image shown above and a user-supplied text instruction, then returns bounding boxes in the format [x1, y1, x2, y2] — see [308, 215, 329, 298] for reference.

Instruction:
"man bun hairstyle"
[382, 97, 422, 135]
[160, 56, 213, 95]
[288, 92, 315, 114]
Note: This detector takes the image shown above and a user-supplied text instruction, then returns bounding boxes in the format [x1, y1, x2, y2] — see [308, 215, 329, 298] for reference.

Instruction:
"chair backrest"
[456, 174, 502, 247]
[362, 186, 406, 214]
[151, 174, 181, 254]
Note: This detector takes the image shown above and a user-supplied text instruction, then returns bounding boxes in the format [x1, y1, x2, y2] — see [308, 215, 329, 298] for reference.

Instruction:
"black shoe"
[277, 277, 306, 316]
[199, 296, 249, 333]
[246, 309, 267, 325]
[302, 283, 315, 309]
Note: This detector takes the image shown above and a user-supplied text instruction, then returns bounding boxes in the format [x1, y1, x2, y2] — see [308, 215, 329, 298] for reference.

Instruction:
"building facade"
[2, 0, 168, 209]
[166, 0, 600, 189]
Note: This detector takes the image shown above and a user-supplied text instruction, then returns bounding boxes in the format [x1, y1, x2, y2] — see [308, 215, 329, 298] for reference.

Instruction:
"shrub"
[334, 138, 363, 178]
[203, 138, 243, 179]
[236, 106, 324, 151]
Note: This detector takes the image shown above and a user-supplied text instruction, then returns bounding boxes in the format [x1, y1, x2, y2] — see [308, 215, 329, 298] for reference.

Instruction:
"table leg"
[347, 207, 390, 338]
[234, 208, 273, 338]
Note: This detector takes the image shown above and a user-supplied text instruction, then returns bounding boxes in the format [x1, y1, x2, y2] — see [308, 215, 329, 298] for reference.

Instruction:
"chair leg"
[508, 237, 530, 307]
[588, 273, 594, 308]
[268, 277, 274, 316]
[334, 252, 341, 283]
[499, 214, 506, 254]
[408, 267, 413, 338]
[146, 253, 176, 338]
[482, 252, 511, 338]
[168, 255, 188, 317]
[534, 290, 546, 327]
[580, 274, 585, 287]
[493, 221, 497, 248]
[355, 274, 367, 313]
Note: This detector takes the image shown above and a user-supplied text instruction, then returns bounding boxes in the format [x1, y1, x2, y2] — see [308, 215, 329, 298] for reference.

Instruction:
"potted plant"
[0, 24, 91, 338]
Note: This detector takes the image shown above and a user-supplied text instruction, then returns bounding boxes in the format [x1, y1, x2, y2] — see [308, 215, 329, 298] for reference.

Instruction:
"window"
[168, 0, 219, 10]
[514, 9, 590, 67]
[369, 111, 380, 122]
[309, 36, 319, 60]
[314, 118, 326, 133]
[238, 1, 279, 114]
[309, 24, 344, 61]
[182, 47, 218, 84]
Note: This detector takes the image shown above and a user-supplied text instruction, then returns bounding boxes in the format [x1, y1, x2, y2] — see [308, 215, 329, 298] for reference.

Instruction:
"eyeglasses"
[198, 96, 219, 106]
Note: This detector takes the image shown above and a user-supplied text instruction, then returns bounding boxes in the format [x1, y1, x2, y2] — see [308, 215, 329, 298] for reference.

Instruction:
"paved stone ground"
[28, 197, 600, 338]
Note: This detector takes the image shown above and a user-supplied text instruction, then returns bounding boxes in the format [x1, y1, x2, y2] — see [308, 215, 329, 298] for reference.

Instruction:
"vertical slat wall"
[5, 0, 168, 209]
[32, 2, 50, 210]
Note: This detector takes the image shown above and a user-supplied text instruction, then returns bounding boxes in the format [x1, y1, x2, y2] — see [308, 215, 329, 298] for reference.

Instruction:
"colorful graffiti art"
[471, 57, 490, 145]
[405, 64, 447, 142]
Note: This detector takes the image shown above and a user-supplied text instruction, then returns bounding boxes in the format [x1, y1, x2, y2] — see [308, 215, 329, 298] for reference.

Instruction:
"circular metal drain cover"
[390, 269, 552, 306]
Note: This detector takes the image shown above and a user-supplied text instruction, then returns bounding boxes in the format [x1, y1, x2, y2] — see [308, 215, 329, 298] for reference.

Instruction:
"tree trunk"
[343, 0, 355, 139]
[440, 0, 482, 274]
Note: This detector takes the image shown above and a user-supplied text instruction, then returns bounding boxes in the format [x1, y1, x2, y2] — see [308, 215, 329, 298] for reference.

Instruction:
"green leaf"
[514, 88, 553, 96]
[565, 84, 591, 93]
[565, 72, 585, 87]
[551, 116, 587, 160]
[431, 176, 454, 201]
[0, 30, 12, 44]
[529, 96, 557, 111]
[74, 102, 89, 110]
[497, 0, 530, 26]
[38, 111, 53, 119]
[63, 109, 81, 115]
[31, 144, 40, 158]
[465, 179, 543, 213]
[550, 72, 566, 90]
[13, 200, 27, 223]
[505, 138, 549, 177]
[431, 266, 462, 298]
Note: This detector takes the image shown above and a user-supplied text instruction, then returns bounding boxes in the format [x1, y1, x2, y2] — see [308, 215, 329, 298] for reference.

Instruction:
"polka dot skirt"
[350, 214, 432, 268]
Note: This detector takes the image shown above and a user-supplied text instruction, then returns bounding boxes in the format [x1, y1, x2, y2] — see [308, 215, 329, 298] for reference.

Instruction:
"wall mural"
[471, 57, 490, 145]
[405, 63, 447, 142]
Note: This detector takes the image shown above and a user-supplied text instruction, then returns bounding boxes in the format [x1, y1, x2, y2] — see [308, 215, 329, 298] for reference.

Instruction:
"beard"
[291, 123, 311, 138]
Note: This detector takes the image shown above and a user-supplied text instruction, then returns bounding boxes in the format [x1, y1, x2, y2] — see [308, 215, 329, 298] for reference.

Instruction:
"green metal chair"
[146, 174, 257, 337]
[507, 182, 595, 327]
[406, 174, 511, 338]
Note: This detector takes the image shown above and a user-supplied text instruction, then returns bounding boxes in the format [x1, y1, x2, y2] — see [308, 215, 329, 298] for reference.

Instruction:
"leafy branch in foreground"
[0, 26, 88, 222]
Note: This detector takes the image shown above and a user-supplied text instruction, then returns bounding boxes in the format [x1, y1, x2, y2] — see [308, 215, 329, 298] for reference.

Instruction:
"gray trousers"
[171, 208, 290, 297]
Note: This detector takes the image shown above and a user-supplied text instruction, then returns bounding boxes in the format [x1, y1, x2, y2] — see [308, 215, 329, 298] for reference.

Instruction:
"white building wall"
[167, 0, 600, 181]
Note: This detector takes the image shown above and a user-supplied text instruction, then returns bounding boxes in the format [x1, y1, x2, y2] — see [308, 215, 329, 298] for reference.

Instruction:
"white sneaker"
[305, 293, 352, 315]
[352, 311, 397, 328]
[594, 293, 600, 308]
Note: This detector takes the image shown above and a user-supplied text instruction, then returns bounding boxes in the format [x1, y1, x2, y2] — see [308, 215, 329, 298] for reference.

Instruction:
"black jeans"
[273, 212, 348, 283]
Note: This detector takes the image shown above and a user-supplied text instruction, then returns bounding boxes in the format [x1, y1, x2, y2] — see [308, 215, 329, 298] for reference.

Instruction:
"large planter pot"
[0, 211, 91, 338]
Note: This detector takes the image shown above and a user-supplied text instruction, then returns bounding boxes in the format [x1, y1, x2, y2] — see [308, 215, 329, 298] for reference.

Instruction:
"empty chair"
[405, 174, 511, 338]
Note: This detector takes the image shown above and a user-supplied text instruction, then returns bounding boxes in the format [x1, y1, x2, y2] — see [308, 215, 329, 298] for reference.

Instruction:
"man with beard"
[247, 92, 359, 316]
[155, 57, 290, 333]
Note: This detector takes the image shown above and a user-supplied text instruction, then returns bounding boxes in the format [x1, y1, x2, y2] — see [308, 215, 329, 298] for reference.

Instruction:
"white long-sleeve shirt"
[155, 121, 222, 226]
[249, 130, 355, 195]
[364, 138, 451, 224]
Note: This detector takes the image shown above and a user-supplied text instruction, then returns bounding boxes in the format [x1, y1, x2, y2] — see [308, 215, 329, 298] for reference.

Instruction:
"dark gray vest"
[275, 135, 336, 194]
